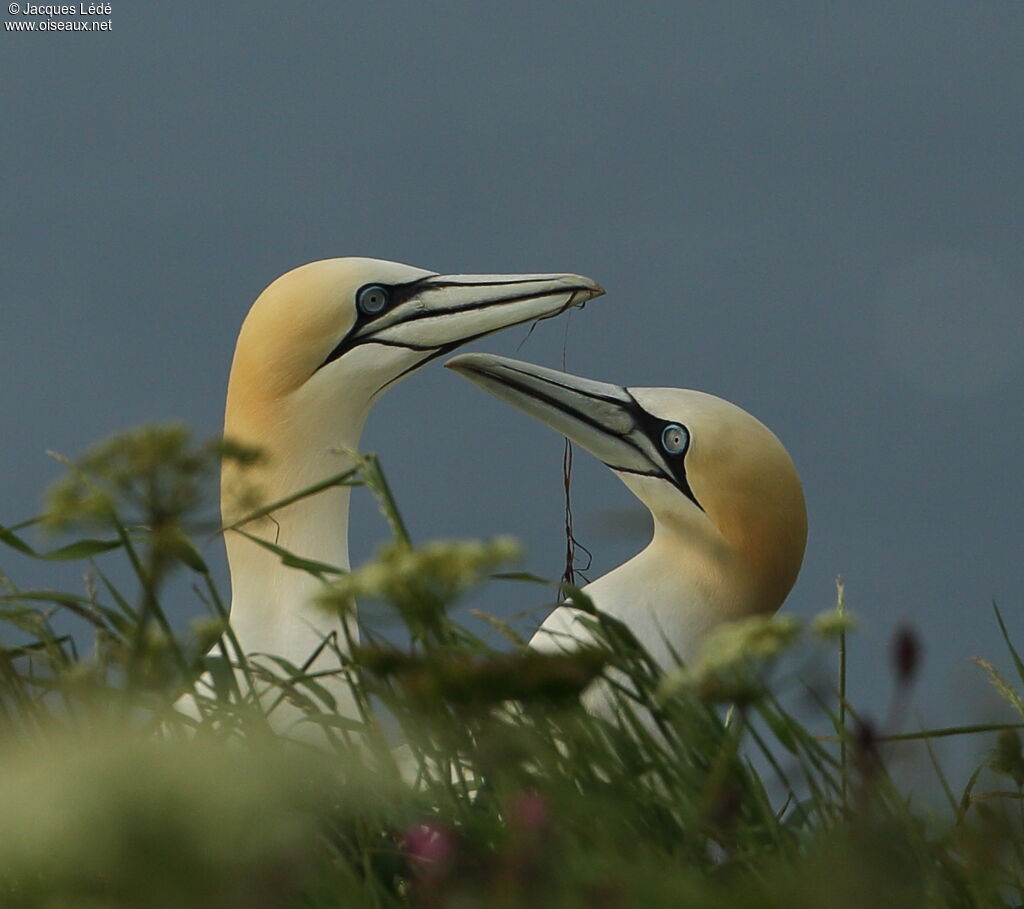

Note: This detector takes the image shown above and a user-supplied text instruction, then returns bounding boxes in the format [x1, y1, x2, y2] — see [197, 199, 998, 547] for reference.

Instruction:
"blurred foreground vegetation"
[1, 424, 1023, 907]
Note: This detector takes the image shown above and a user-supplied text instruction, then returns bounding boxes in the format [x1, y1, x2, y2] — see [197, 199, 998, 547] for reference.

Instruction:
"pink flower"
[401, 822, 455, 875]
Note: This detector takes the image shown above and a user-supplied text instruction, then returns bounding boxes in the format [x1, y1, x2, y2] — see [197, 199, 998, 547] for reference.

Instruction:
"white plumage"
[446, 353, 807, 716]
[214, 259, 603, 728]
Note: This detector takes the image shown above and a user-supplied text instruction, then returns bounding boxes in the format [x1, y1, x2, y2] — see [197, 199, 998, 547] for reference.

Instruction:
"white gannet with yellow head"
[220, 260, 603, 724]
[445, 354, 806, 707]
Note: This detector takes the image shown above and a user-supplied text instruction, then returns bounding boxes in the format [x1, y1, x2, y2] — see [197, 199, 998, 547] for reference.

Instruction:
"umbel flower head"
[659, 614, 801, 703]
[44, 423, 262, 533]
[318, 537, 521, 630]
[811, 607, 857, 639]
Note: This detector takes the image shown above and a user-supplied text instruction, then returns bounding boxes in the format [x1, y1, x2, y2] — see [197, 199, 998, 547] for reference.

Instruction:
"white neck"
[530, 517, 737, 670]
[226, 480, 354, 663]
[222, 395, 369, 724]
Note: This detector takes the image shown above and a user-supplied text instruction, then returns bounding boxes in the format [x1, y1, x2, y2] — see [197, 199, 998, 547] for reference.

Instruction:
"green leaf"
[491, 571, 551, 584]
[0, 524, 34, 556]
[163, 528, 209, 573]
[756, 701, 798, 755]
[222, 464, 361, 530]
[992, 601, 1024, 686]
[1, 636, 75, 658]
[359, 453, 411, 548]
[0, 524, 120, 561]
[202, 654, 236, 702]
[42, 539, 122, 561]
[234, 529, 345, 578]
[95, 568, 139, 624]
[562, 584, 596, 613]
[259, 654, 340, 710]
[958, 763, 986, 822]
[296, 712, 367, 733]
[0, 590, 96, 609]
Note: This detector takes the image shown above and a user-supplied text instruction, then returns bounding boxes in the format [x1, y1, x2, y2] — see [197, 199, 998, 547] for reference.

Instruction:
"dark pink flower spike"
[891, 624, 922, 685]
[401, 822, 455, 875]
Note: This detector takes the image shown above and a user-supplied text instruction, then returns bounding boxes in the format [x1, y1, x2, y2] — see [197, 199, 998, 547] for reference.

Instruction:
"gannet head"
[446, 353, 807, 617]
[223, 258, 603, 515]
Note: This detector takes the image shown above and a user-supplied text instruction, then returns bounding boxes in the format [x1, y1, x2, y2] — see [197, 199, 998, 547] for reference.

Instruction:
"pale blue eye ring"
[661, 423, 689, 455]
[357, 285, 389, 315]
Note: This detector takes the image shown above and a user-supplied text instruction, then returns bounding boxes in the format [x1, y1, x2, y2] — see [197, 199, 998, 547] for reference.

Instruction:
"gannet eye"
[357, 285, 390, 315]
[661, 423, 689, 455]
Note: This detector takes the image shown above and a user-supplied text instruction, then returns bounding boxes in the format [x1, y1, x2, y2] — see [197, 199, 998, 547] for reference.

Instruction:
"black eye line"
[621, 393, 702, 511]
[315, 276, 432, 372]
[370, 328, 496, 398]
[497, 369, 701, 511]
[457, 365, 704, 513]
[316, 278, 577, 375]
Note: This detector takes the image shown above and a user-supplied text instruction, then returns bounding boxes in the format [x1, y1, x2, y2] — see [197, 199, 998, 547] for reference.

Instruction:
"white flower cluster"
[659, 606, 856, 701]
[318, 537, 522, 614]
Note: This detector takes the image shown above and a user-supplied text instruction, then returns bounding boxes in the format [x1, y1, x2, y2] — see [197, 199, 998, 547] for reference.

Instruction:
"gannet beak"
[315, 273, 604, 386]
[445, 353, 680, 486]
[355, 273, 602, 349]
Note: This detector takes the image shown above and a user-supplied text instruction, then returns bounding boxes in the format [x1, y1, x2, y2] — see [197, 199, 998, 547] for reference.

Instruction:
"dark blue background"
[3, 2, 1022, 777]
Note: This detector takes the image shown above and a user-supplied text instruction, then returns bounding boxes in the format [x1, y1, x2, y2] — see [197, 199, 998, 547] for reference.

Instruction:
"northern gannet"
[217, 260, 603, 725]
[445, 354, 806, 713]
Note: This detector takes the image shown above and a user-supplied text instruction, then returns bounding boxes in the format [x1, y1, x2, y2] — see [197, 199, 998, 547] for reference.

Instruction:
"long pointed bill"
[355, 273, 604, 350]
[445, 353, 673, 481]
